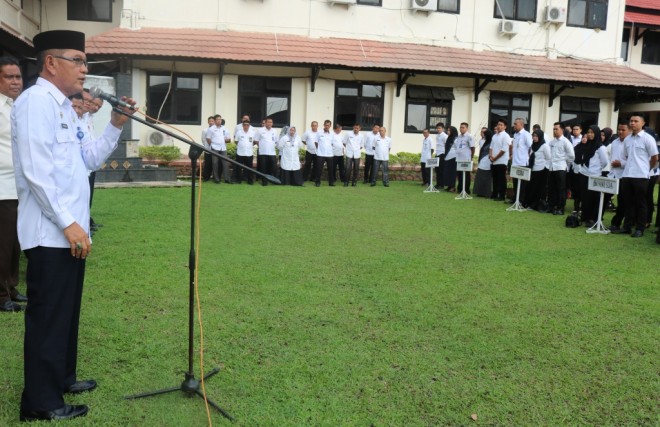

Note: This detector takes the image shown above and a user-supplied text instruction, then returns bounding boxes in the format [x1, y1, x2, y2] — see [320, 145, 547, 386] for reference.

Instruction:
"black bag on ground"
[565, 212, 581, 228]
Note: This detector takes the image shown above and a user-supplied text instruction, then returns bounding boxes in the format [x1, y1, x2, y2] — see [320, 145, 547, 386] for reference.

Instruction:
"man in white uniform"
[206, 114, 232, 184]
[302, 121, 319, 182]
[371, 126, 392, 187]
[344, 123, 364, 186]
[12, 30, 136, 421]
[254, 117, 278, 186]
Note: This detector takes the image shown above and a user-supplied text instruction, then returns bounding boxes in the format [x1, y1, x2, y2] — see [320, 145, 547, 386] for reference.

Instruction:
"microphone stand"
[116, 108, 280, 421]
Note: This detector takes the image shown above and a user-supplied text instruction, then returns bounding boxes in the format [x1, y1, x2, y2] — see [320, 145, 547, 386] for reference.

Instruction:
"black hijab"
[479, 129, 493, 161]
[445, 126, 458, 153]
[577, 125, 601, 167]
[601, 127, 613, 146]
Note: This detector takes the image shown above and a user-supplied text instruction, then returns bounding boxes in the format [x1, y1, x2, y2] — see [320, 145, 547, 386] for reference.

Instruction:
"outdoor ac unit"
[148, 131, 165, 146]
[500, 20, 520, 35]
[327, 0, 356, 5]
[411, 0, 437, 13]
[545, 6, 567, 23]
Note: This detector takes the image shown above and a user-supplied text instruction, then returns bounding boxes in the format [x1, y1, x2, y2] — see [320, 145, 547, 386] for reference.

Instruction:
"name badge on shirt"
[61, 123, 69, 129]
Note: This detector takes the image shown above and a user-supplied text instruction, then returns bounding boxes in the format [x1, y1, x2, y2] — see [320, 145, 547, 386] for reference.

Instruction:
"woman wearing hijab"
[441, 126, 458, 192]
[525, 129, 552, 211]
[277, 126, 304, 186]
[473, 128, 493, 197]
[579, 125, 609, 226]
[600, 127, 615, 210]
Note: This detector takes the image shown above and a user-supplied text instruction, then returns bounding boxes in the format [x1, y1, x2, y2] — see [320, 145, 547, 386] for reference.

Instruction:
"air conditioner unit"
[500, 20, 520, 35]
[411, 0, 438, 13]
[148, 131, 165, 146]
[327, 0, 356, 5]
[545, 6, 567, 23]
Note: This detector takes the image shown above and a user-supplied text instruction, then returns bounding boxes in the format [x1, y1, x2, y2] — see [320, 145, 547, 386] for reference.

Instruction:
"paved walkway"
[95, 180, 190, 189]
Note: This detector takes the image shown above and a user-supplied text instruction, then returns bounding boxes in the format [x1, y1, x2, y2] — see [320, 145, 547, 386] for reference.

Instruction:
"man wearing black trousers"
[363, 124, 379, 184]
[12, 30, 136, 421]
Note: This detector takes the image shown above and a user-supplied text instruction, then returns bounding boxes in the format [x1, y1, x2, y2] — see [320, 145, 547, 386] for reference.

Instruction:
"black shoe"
[224, 180, 233, 184]
[315, 182, 320, 187]
[352, 182, 356, 187]
[631, 230, 644, 238]
[370, 183, 376, 187]
[65, 379, 97, 394]
[20, 404, 89, 422]
[214, 180, 221, 184]
[620, 227, 632, 235]
[329, 183, 336, 187]
[609, 225, 621, 233]
[0, 300, 23, 312]
[384, 183, 389, 187]
[11, 293, 27, 303]
[363, 180, 369, 184]
[343, 182, 349, 187]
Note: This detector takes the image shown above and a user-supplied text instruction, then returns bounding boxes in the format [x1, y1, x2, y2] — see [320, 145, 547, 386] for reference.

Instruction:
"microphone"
[89, 86, 135, 110]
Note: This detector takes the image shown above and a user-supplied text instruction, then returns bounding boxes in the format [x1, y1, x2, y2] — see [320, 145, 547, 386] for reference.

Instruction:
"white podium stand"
[506, 166, 531, 211]
[424, 157, 439, 193]
[455, 161, 473, 200]
[586, 176, 619, 234]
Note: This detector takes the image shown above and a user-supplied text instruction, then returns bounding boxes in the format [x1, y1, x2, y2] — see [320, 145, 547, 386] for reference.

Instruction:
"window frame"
[356, 0, 382, 6]
[559, 96, 600, 131]
[334, 81, 385, 130]
[404, 85, 454, 134]
[437, 0, 460, 14]
[488, 92, 532, 136]
[67, 0, 113, 23]
[237, 76, 292, 128]
[566, 0, 608, 30]
[147, 72, 202, 125]
[621, 27, 630, 62]
[493, 0, 537, 22]
[641, 30, 660, 66]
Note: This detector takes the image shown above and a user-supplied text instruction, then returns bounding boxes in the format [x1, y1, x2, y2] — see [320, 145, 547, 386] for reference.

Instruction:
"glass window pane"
[407, 86, 432, 100]
[175, 91, 200, 123]
[338, 87, 359, 97]
[150, 75, 171, 87]
[240, 76, 265, 93]
[581, 99, 600, 113]
[362, 84, 383, 98]
[512, 96, 530, 107]
[562, 97, 581, 111]
[512, 110, 529, 124]
[266, 78, 291, 91]
[438, 0, 459, 12]
[568, 0, 586, 26]
[360, 101, 383, 128]
[336, 98, 358, 126]
[267, 96, 288, 117]
[496, 0, 514, 19]
[177, 77, 199, 90]
[589, 1, 608, 29]
[517, 0, 536, 21]
[357, 0, 381, 5]
[642, 32, 660, 65]
[406, 104, 427, 133]
[431, 87, 455, 100]
[241, 96, 262, 122]
[491, 94, 509, 106]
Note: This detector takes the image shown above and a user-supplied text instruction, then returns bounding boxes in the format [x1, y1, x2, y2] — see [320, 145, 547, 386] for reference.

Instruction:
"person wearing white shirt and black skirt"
[277, 126, 304, 186]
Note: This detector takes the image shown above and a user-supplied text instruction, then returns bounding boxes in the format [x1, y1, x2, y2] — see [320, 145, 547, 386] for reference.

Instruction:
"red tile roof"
[625, 10, 660, 26]
[626, 0, 660, 10]
[86, 27, 660, 90]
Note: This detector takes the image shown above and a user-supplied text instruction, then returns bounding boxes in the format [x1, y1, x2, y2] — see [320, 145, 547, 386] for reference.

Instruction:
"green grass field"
[0, 181, 657, 426]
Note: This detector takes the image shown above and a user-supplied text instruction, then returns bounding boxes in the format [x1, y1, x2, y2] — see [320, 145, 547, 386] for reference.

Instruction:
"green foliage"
[139, 145, 181, 162]
[396, 152, 421, 170]
[226, 142, 237, 158]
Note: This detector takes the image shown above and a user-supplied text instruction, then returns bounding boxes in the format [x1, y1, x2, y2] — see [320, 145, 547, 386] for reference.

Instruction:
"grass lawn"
[0, 181, 657, 426]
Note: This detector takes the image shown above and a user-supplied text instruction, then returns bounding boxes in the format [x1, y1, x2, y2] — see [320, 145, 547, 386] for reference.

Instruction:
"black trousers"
[548, 170, 567, 211]
[280, 169, 303, 186]
[345, 157, 360, 184]
[611, 187, 628, 228]
[233, 155, 254, 184]
[303, 152, 317, 181]
[621, 177, 649, 231]
[435, 155, 445, 188]
[22, 247, 86, 412]
[645, 176, 657, 226]
[421, 162, 429, 185]
[526, 169, 548, 210]
[202, 152, 213, 180]
[315, 156, 335, 184]
[363, 154, 374, 183]
[581, 177, 601, 223]
[491, 164, 507, 200]
[333, 155, 346, 183]
[0, 200, 20, 304]
[258, 155, 277, 185]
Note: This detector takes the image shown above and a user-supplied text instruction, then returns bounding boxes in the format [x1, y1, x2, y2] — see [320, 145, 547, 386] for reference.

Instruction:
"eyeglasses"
[53, 55, 88, 68]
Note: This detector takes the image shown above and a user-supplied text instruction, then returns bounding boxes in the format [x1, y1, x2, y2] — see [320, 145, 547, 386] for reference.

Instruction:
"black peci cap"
[33, 30, 86, 53]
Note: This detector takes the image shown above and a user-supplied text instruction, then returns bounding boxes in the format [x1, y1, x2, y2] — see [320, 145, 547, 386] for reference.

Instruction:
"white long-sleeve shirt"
[608, 138, 627, 179]
[374, 136, 391, 161]
[344, 132, 363, 159]
[302, 129, 318, 155]
[548, 136, 574, 171]
[235, 128, 255, 157]
[277, 134, 304, 170]
[12, 77, 122, 250]
[421, 136, 433, 163]
[0, 93, 16, 200]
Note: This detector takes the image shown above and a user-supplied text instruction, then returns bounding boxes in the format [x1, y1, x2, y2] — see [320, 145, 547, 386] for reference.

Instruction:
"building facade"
[2, 0, 660, 153]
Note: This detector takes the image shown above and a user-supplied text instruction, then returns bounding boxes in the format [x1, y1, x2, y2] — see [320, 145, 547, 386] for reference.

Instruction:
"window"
[405, 85, 454, 133]
[67, 0, 112, 22]
[641, 31, 660, 65]
[559, 97, 600, 130]
[147, 73, 201, 125]
[567, 0, 608, 30]
[488, 92, 532, 136]
[494, 0, 536, 21]
[357, 0, 381, 5]
[438, 0, 460, 13]
[238, 76, 291, 128]
[621, 28, 630, 62]
[334, 82, 384, 129]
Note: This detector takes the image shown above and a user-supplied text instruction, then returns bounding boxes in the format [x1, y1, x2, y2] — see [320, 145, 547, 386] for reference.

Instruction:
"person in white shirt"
[314, 119, 335, 187]
[201, 116, 215, 181]
[454, 122, 475, 194]
[420, 128, 433, 186]
[233, 114, 253, 139]
[608, 122, 629, 231]
[82, 89, 103, 232]
[525, 129, 552, 211]
[206, 114, 232, 184]
[363, 124, 379, 183]
[233, 120, 256, 184]
[620, 113, 659, 237]
[434, 123, 447, 189]
[254, 117, 278, 186]
[344, 123, 363, 186]
[12, 30, 136, 421]
[371, 126, 392, 187]
[0, 56, 25, 313]
[331, 123, 346, 184]
[510, 118, 532, 203]
[578, 125, 609, 227]
[276, 125, 304, 186]
[473, 127, 493, 198]
[568, 124, 583, 206]
[441, 126, 458, 191]
[302, 121, 319, 182]
[489, 119, 510, 200]
[547, 122, 575, 215]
